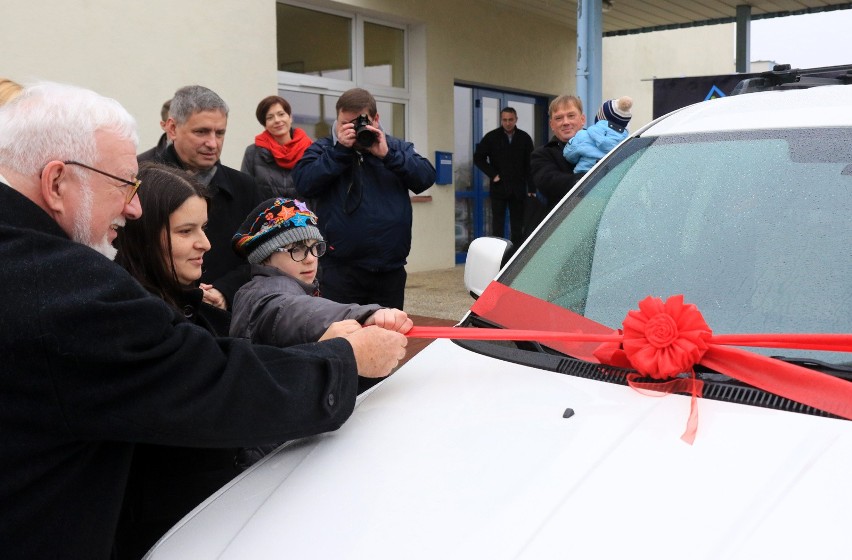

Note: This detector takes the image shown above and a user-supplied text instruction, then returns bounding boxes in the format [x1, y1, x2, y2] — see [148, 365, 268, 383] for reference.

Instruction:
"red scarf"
[254, 127, 313, 170]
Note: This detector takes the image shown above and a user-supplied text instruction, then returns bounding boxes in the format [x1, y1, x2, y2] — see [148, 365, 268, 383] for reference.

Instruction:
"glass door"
[454, 86, 547, 263]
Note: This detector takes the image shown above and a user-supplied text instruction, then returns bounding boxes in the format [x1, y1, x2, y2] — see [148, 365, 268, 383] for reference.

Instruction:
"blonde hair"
[549, 95, 583, 116]
[0, 78, 23, 106]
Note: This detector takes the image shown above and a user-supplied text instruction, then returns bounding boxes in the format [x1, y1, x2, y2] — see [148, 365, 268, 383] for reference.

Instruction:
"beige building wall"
[602, 24, 736, 130]
[1, 0, 577, 273]
[2, 1, 276, 171]
[2, 1, 740, 273]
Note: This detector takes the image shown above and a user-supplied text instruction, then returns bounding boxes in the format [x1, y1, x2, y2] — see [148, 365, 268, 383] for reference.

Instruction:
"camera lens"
[356, 128, 376, 147]
[353, 114, 377, 147]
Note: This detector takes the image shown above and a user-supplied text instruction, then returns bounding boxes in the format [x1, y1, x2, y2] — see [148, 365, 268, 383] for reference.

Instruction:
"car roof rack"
[731, 63, 852, 95]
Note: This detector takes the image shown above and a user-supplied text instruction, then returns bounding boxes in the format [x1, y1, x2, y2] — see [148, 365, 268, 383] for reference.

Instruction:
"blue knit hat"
[596, 96, 633, 131]
[232, 198, 323, 264]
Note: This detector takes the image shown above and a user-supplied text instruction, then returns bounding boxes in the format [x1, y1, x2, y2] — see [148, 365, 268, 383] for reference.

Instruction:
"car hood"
[147, 339, 852, 560]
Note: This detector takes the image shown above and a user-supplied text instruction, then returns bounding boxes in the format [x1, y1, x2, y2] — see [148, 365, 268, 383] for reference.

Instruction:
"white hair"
[0, 81, 138, 176]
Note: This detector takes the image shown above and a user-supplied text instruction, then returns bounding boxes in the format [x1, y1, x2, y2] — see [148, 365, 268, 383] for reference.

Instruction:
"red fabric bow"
[588, 296, 716, 377]
[622, 295, 711, 378]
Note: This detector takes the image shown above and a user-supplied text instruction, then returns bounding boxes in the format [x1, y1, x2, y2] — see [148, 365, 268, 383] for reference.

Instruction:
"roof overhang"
[494, 0, 852, 35]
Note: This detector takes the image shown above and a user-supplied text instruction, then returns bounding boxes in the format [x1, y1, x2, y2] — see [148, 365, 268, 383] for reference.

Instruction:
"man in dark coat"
[0, 81, 407, 560]
[139, 85, 264, 309]
[293, 87, 435, 311]
[473, 107, 535, 247]
[530, 95, 587, 214]
[137, 98, 171, 161]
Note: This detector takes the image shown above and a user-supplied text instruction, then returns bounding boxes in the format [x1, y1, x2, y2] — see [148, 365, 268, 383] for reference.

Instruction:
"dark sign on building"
[653, 64, 852, 119]
[652, 73, 758, 119]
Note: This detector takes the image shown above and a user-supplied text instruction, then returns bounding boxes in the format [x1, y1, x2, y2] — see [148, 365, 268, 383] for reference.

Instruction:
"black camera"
[351, 114, 377, 148]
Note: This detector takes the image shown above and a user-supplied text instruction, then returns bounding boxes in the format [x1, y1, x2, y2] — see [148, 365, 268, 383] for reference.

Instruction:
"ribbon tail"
[680, 370, 700, 446]
[701, 345, 852, 420]
[710, 333, 852, 352]
[626, 373, 704, 445]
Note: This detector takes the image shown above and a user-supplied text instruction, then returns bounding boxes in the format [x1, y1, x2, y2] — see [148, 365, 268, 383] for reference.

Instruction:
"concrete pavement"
[398, 264, 474, 368]
[404, 264, 472, 323]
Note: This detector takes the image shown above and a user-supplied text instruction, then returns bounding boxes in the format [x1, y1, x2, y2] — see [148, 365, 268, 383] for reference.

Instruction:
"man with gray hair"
[0, 81, 407, 560]
[140, 84, 262, 309]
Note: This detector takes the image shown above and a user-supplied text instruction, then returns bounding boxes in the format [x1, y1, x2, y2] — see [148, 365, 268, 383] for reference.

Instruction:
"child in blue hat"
[563, 96, 633, 173]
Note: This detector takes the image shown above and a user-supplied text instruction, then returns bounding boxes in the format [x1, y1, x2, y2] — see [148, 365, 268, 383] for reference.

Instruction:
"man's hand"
[343, 326, 407, 378]
[319, 319, 362, 341]
[365, 308, 413, 334]
[336, 119, 357, 149]
[200, 284, 227, 310]
[364, 124, 389, 159]
[335, 116, 388, 159]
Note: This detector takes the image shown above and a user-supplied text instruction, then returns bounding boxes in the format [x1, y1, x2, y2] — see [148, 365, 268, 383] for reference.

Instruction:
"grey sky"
[751, 10, 852, 69]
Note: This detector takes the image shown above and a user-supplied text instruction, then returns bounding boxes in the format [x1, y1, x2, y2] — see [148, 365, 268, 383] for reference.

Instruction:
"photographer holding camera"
[293, 88, 435, 312]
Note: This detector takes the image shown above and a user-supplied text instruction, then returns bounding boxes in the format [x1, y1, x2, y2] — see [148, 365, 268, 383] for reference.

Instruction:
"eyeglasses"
[63, 160, 141, 204]
[273, 241, 327, 262]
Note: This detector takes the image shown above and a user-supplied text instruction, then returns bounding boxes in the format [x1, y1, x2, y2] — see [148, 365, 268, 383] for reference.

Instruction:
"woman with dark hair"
[112, 162, 239, 559]
[241, 95, 313, 199]
[116, 161, 229, 333]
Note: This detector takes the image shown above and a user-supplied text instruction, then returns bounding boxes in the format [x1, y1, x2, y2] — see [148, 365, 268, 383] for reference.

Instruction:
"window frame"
[276, 1, 411, 116]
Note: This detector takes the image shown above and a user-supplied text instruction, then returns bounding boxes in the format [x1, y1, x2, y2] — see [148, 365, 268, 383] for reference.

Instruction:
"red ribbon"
[407, 284, 852, 443]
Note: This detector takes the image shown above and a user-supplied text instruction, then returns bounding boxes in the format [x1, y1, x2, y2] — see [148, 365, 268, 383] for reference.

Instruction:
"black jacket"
[530, 135, 583, 210]
[241, 143, 299, 200]
[113, 288, 235, 560]
[139, 145, 264, 306]
[0, 182, 358, 560]
[473, 126, 534, 200]
[137, 132, 169, 162]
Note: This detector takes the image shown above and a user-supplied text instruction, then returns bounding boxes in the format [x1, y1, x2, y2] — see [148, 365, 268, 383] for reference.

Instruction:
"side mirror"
[464, 237, 513, 298]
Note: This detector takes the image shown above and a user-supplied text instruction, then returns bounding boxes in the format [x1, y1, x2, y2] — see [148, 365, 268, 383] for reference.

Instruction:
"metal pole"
[736, 4, 751, 73]
[577, 0, 603, 123]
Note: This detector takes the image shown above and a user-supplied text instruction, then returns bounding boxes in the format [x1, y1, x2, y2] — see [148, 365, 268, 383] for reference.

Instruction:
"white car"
[146, 83, 852, 559]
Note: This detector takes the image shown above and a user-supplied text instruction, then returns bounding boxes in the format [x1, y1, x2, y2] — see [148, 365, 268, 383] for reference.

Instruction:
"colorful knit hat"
[596, 96, 633, 131]
[232, 198, 323, 264]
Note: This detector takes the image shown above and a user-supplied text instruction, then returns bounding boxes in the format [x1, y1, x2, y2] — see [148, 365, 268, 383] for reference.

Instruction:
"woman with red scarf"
[241, 95, 313, 200]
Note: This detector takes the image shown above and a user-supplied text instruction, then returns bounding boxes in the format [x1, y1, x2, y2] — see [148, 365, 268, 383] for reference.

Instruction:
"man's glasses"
[63, 160, 141, 204]
[273, 241, 327, 262]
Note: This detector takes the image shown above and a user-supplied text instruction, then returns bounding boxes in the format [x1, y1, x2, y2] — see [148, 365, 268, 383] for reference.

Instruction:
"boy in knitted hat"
[562, 96, 633, 174]
[230, 197, 413, 349]
[230, 198, 412, 466]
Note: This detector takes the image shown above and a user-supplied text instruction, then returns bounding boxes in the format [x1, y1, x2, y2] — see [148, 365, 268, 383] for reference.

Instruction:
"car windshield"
[503, 128, 852, 366]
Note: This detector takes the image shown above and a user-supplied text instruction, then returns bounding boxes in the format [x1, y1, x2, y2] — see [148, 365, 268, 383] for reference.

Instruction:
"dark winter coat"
[114, 288, 235, 560]
[0, 181, 358, 560]
[241, 143, 299, 200]
[292, 132, 436, 272]
[231, 264, 382, 347]
[137, 132, 169, 162]
[530, 135, 583, 210]
[229, 264, 383, 469]
[139, 144, 265, 306]
[473, 126, 534, 200]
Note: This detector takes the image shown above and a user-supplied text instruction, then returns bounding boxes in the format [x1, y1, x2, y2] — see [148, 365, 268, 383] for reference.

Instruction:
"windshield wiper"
[771, 356, 852, 380]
